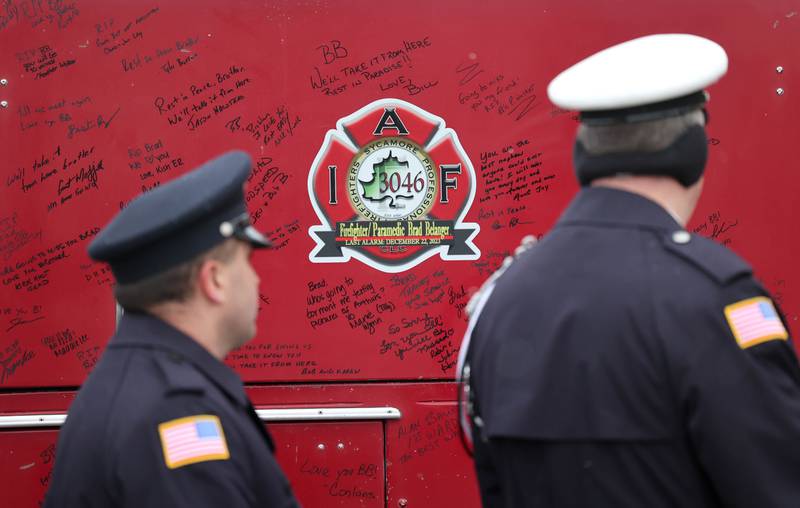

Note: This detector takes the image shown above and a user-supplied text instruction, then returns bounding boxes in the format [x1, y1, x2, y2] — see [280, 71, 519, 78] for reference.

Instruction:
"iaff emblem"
[308, 99, 480, 272]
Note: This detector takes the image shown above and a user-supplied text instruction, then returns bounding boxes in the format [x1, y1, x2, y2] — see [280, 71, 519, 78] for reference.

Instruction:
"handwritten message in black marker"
[16, 95, 94, 134]
[0, 0, 79, 32]
[379, 312, 457, 373]
[125, 138, 186, 188]
[397, 407, 459, 464]
[472, 248, 513, 278]
[41, 328, 88, 358]
[7, 145, 59, 194]
[1, 226, 99, 293]
[93, 7, 159, 55]
[244, 156, 291, 225]
[76, 345, 102, 372]
[120, 31, 202, 75]
[5, 144, 110, 214]
[327, 464, 378, 500]
[310, 36, 437, 98]
[456, 60, 539, 121]
[0, 339, 36, 384]
[77, 259, 111, 287]
[264, 219, 301, 250]
[225, 104, 302, 150]
[39, 327, 101, 372]
[447, 284, 469, 320]
[477, 203, 534, 232]
[390, 268, 450, 311]
[153, 65, 251, 131]
[478, 139, 556, 203]
[33, 442, 57, 506]
[0, 212, 42, 262]
[18, 44, 76, 80]
[65, 107, 121, 139]
[378, 73, 436, 94]
[227, 342, 317, 374]
[692, 209, 739, 247]
[305, 276, 393, 337]
[305, 278, 340, 329]
[298, 456, 380, 500]
[16, 97, 118, 139]
[35, 443, 56, 506]
[2, 304, 45, 333]
[44, 147, 106, 214]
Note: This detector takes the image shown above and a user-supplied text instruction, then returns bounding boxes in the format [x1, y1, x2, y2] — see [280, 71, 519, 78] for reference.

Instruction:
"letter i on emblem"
[328, 165, 337, 204]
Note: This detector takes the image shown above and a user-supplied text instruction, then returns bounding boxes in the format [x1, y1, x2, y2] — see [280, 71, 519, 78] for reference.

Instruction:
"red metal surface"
[2, 0, 798, 389]
[0, 383, 480, 507]
[249, 383, 480, 508]
[0, 424, 388, 508]
[272, 422, 385, 507]
[2, 0, 799, 506]
[0, 430, 58, 508]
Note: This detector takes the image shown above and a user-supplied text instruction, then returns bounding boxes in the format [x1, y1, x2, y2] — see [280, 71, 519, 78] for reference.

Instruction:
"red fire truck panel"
[1, 0, 798, 506]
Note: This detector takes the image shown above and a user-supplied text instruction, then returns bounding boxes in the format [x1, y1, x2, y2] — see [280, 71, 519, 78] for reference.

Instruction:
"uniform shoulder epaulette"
[154, 351, 207, 396]
[661, 230, 752, 285]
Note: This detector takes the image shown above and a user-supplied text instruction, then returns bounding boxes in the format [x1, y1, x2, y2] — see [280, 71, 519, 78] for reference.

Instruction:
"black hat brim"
[241, 225, 272, 248]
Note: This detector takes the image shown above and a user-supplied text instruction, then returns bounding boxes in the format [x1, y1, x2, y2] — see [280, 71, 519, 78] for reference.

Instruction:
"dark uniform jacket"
[44, 312, 299, 508]
[469, 187, 800, 507]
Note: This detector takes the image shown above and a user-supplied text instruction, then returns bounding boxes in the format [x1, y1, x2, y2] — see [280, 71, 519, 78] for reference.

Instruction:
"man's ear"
[196, 259, 226, 304]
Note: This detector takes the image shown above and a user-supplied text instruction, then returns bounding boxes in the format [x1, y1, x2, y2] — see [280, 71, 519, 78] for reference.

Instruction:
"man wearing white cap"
[462, 34, 800, 507]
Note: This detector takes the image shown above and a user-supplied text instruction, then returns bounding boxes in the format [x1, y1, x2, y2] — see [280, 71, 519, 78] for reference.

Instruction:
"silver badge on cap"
[219, 221, 234, 237]
[672, 230, 691, 244]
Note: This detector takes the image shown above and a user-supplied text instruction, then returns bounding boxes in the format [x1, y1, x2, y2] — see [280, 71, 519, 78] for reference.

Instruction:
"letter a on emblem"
[373, 108, 410, 135]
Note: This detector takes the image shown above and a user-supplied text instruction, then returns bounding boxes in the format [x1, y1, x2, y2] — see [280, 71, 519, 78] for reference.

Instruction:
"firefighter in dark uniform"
[460, 34, 800, 507]
[44, 151, 300, 507]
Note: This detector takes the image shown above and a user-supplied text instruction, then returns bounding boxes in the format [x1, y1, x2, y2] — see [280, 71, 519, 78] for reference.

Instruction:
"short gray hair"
[577, 109, 705, 155]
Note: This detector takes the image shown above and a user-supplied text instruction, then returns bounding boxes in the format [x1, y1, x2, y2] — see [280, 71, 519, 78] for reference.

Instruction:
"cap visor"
[241, 225, 272, 248]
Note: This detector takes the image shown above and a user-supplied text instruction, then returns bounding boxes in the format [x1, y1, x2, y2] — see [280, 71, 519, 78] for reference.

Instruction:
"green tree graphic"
[360, 151, 414, 208]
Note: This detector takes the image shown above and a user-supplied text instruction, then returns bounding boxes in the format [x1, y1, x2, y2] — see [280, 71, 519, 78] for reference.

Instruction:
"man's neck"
[147, 302, 228, 360]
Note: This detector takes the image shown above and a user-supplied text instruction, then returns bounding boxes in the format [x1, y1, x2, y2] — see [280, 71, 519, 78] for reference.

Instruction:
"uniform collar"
[556, 186, 683, 231]
[110, 311, 249, 406]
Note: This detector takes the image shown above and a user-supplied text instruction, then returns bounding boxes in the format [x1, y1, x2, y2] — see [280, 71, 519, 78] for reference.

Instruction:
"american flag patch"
[158, 415, 229, 469]
[724, 297, 788, 349]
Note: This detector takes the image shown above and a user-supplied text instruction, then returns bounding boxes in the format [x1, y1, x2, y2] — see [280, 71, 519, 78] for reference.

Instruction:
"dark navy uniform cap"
[89, 150, 270, 284]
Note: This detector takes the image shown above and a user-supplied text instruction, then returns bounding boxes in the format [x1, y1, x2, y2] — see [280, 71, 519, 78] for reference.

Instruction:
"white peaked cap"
[547, 34, 728, 112]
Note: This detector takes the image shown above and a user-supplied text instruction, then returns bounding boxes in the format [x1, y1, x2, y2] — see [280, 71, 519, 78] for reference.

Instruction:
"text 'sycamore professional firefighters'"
[460, 34, 800, 508]
[44, 151, 301, 508]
